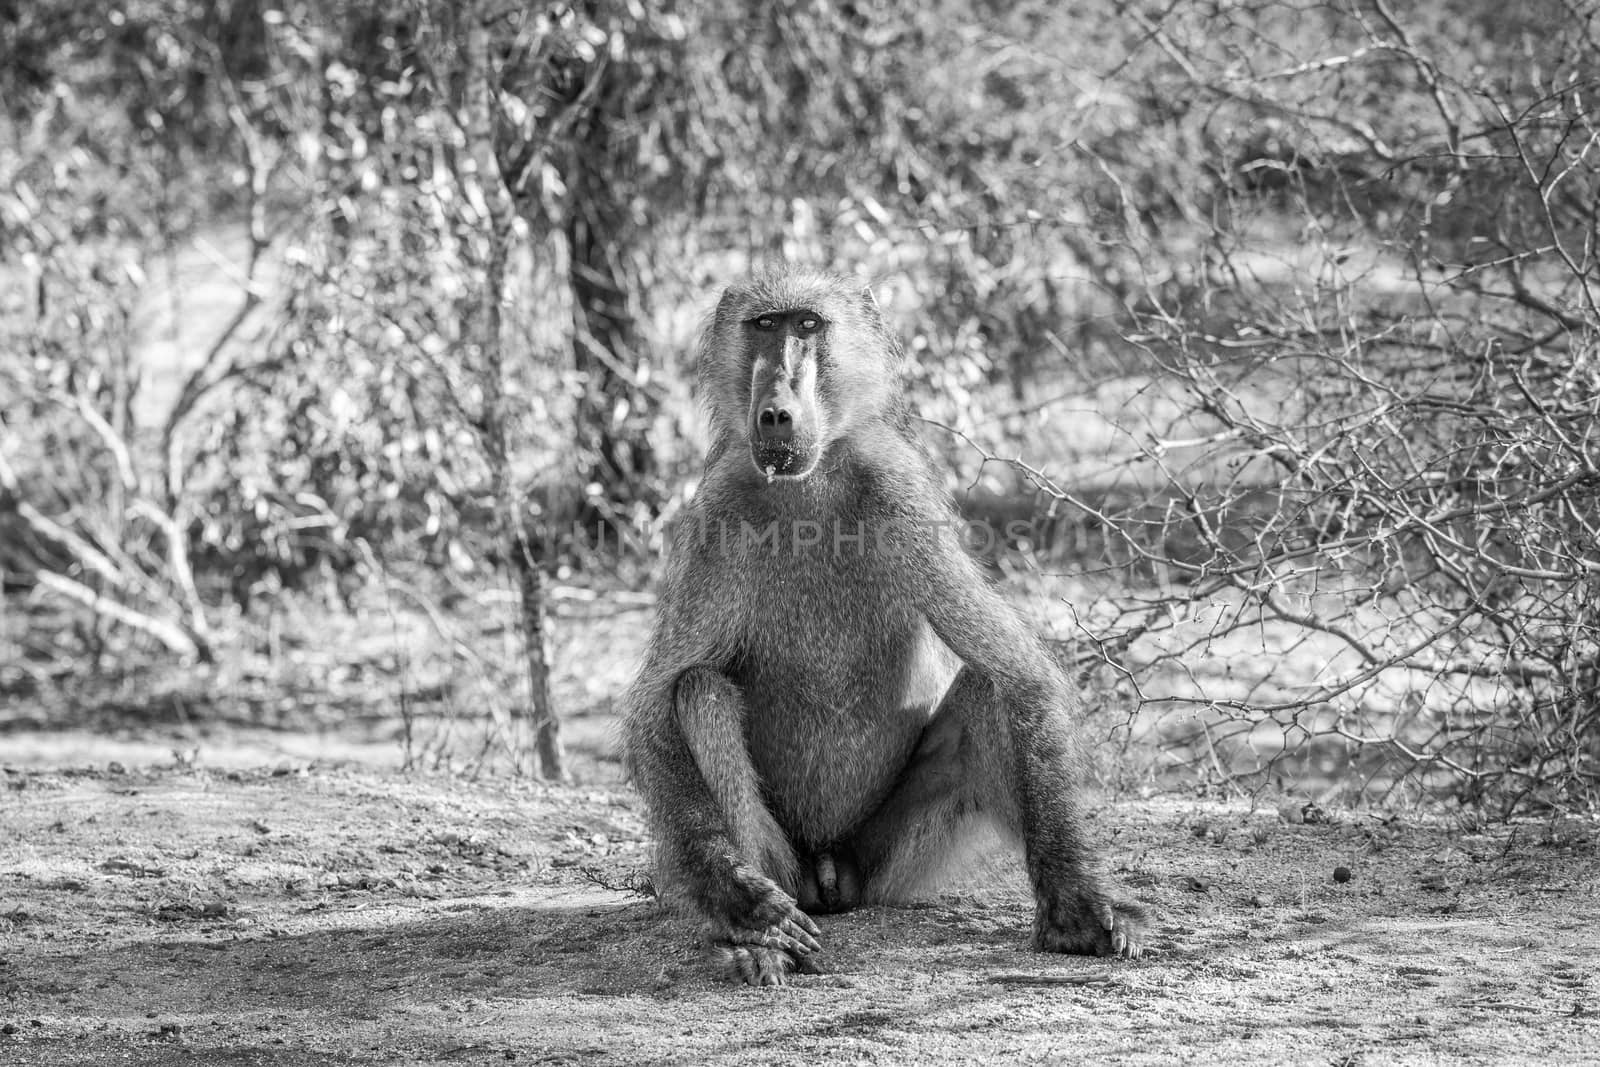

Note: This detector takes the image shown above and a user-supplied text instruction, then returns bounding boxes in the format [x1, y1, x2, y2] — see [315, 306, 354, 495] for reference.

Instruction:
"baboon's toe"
[713, 943, 813, 986]
[1035, 893, 1150, 959]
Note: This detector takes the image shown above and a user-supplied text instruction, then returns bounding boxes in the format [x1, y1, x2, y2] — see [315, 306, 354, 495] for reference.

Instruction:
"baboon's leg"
[850, 668, 1013, 900]
[853, 668, 1145, 957]
[665, 668, 818, 983]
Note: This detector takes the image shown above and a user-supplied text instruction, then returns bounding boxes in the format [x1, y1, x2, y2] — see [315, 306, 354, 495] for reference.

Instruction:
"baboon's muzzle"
[751, 402, 814, 475]
[752, 440, 811, 478]
[748, 339, 818, 479]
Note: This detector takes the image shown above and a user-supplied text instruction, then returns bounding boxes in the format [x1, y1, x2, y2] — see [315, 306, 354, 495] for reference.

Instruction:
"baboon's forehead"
[722, 270, 858, 317]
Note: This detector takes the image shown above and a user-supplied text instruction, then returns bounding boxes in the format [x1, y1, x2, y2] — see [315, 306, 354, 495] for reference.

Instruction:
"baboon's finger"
[776, 921, 821, 955]
[780, 919, 822, 954]
[727, 925, 784, 948]
[1095, 900, 1116, 932]
[724, 921, 817, 958]
[788, 908, 822, 940]
[771, 931, 813, 957]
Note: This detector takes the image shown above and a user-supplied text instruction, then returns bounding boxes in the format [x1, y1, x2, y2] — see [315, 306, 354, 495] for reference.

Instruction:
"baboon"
[622, 268, 1147, 985]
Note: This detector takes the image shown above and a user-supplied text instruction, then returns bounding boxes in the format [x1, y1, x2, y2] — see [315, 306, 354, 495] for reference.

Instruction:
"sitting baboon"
[623, 268, 1147, 984]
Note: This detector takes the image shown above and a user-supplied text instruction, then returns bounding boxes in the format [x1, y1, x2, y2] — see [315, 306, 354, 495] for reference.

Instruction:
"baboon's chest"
[730, 550, 936, 708]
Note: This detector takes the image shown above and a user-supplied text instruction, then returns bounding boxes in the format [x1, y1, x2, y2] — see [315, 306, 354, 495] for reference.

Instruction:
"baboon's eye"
[797, 315, 821, 332]
[753, 315, 778, 331]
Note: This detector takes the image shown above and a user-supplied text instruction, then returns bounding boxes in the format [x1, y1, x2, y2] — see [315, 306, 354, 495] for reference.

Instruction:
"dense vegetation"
[3, 0, 1596, 809]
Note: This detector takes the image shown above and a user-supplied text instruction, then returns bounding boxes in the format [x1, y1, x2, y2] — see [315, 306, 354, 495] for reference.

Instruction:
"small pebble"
[1333, 866, 1352, 884]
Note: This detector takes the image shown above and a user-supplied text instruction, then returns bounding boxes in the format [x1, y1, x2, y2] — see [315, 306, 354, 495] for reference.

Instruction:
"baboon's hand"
[1034, 889, 1149, 959]
[708, 865, 823, 986]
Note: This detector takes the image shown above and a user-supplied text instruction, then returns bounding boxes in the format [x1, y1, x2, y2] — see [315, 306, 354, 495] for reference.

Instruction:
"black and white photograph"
[2, 1, 1597, 1062]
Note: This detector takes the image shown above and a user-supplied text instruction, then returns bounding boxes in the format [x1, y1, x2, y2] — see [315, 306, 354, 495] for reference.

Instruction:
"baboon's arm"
[622, 554, 822, 970]
[623, 569, 741, 881]
[910, 529, 1100, 871]
[910, 527, 1074, 712]
[910, 527, 1145, 955]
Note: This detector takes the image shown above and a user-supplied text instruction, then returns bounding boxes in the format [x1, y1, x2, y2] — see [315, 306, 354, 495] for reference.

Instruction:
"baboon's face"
[743, 308, 827, 480]
[702, 271, 900, 484]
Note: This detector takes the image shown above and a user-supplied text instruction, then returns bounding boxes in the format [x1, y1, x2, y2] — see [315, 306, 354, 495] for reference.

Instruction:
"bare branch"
[32, 571, 200, 661]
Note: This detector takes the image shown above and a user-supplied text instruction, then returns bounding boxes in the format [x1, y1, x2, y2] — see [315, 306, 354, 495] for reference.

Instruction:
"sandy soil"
[1, 762, 1596, 1066]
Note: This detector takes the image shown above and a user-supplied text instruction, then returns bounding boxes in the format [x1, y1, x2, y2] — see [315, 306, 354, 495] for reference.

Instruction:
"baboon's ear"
[860, 285, 883, 321]
[714, 285, 742, 321]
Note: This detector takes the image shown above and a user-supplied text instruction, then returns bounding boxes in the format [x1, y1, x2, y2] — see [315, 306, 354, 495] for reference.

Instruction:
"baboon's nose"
[756, 406, 795, 443]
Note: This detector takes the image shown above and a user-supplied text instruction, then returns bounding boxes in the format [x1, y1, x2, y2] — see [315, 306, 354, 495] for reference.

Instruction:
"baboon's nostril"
[757, 406, 795, 442]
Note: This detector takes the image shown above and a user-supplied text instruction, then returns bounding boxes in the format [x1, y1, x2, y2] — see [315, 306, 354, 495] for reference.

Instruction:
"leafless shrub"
[1019, 0, 1600, 812]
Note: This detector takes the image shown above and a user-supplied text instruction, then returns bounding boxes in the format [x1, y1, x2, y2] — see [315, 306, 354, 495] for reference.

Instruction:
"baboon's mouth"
[751, 443, 815, 481]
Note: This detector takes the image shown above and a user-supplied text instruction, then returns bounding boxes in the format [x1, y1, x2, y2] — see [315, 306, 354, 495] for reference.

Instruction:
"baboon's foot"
[712, 941, 824, 986]
[796, 847, 863, 915]
[707, 865, 823, 985]
[1033, 888, 1149, 959]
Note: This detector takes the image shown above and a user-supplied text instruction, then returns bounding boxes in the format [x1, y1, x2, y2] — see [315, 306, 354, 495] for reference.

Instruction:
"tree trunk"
[562, 87, 658, 526]
[463, 1, 567, 781]
[512, 523, 564, 779]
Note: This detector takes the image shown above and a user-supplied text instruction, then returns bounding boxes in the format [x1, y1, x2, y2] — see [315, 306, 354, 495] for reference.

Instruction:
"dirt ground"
[1, 759, 1596, 1066]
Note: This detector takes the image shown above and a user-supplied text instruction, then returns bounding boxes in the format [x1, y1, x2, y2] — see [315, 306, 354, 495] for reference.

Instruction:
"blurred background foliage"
[2, 0, 1596, 809]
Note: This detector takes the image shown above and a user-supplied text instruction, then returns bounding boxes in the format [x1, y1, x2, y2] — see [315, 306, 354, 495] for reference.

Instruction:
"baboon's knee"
[674, 667, 740, 721]
[672, 666, 747, 791]
[867, 668, 1026, 859]
[908, 669, 1005, 782]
